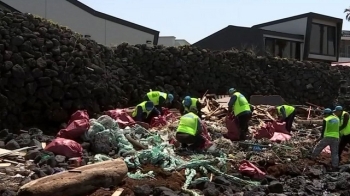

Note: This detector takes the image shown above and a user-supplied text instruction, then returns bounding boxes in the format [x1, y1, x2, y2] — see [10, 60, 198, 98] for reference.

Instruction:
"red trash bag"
[254, 122, 274, 139]
[199, 123, 213, 149]
[239, 160, 266, 180]
[45, 138, 83, 158]
[271, 121, 289, 134]
[104, 109, 135, 128]
[67, 110, 89, 124]
[161, 107, 176, 121]
[57, 119, 90, 140]
[223, 114, 240, 141]
[150, 115, 167, 127]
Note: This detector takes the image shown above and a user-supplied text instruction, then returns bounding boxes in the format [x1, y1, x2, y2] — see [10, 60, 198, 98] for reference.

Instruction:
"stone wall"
[0, 9, 344, 130]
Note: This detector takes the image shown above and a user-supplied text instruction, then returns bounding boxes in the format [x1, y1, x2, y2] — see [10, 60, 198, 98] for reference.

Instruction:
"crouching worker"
[180, 96, 202, 117]
[132, 101, 160, 123]
[311, 108, 340, 170]
[228, 88, 252, 140]
[176, 109, 205, 151]
[144, 91, 174, 113]
[268, 105, 296, 132]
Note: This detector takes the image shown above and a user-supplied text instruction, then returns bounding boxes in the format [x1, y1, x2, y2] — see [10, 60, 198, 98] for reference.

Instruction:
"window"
[264, 37, 301, 60]
[339, 40, 350, 57]
[309, 23, 336, 56]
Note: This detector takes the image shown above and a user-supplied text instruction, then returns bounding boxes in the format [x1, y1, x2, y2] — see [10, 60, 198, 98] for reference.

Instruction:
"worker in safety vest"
[333, 105, 350, 161]
[132, 101, 160, 123]
[311, 108, 340, 170]
[180, 96, 202, 117]
[268, 105, 296, 132]
[176, 109, 206, 151]
[227, 88, 252, 140]
[144, 91, 174, 113]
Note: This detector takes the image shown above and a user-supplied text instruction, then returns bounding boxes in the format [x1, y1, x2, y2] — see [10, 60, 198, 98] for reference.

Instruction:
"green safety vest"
[132, 101, 151, 118]
[176, 112, 199, 136]
[232, 92, 251, 116]
[146, 91, 167, 105]
[276, 105, 295, 117]
[340, 111, 350, 136]
[324, 115, 340, 138]
[182, 98, 198, 113]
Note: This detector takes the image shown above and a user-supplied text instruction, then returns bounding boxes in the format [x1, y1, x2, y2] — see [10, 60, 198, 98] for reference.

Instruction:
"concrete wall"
[158, 36, 176, 47]
[0, 0, 157, 46]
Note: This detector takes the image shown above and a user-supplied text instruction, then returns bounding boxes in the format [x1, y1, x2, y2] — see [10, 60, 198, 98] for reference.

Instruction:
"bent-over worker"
[311, 108, 340, 170]
[144, 91, 174, 113]
[333, 106, 350, 162]
[227, 88, 252, 140]
[176, 109, 205, 151]
[132, 101, 160, 123]
[268, 105, 296, 132]
[180, 96, 202, 117]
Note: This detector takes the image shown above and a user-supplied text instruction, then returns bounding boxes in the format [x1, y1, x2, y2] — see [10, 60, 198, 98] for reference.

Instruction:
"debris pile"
[0, 95, 349, 196]
[0, 8, 345, 131]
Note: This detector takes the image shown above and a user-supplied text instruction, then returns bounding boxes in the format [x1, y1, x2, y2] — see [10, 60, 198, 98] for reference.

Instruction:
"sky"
[79, 0, 350, 44]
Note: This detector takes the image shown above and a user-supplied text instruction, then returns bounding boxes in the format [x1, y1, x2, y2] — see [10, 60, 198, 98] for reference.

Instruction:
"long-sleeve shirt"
[134, 106, 160, 122]
[340, 113, 349, 131]
[278, 106, 287, 120]
[320, 120, 326, 139]
[180, 101, 202, 117]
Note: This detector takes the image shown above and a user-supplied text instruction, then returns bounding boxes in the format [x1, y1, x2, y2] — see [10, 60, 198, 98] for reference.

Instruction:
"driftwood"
[17, 159, 128, 196]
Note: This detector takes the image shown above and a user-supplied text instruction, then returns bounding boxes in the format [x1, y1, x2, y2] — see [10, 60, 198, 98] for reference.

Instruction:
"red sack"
[254, 123, 274, 139]
[57, 110, 90, 140]
[45, 138, 83, 158]
[67, 110, 89, 124]
[271, 121, 289, 134]
[150, 115, 167, 127]
[104, 109, 135, 128]
[199, 123, 213, 149]
[57, 119, 90, 139]
[239, 160, 266, 180]
[161, 107, 176, 121]
[223, 114, 240, 141]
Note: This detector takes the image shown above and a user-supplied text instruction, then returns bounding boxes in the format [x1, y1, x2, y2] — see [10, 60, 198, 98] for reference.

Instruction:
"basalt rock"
[0, 8, 346, 131]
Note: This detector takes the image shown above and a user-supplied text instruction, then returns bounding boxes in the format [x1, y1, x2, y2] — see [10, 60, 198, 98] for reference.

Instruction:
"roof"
[0, 0, 159, 44]
[252, 12, 343, 28]
[0, 1, 20, 12]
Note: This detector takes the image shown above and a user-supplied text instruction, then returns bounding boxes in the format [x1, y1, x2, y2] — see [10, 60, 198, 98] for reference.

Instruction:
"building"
[339, 30, 350, 62]
[0, 0, 159, 46]
[193, 13, 343, 62]
[158, 36, 190, 47]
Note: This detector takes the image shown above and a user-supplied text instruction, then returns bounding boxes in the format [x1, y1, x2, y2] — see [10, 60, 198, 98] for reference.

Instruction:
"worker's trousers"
[235, 112, 252, 140]
[339, 134, 350, 161]
[284, 111, 296, 132]
[311, 137, 339, 168]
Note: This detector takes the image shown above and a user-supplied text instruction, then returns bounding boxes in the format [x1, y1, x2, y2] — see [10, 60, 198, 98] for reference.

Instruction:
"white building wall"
[158, 36, 176, 47]
[0, 0, 156, 46]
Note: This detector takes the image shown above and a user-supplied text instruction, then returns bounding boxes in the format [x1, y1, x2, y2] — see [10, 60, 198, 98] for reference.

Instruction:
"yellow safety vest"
[324, 115, 340, 139]
[276, 105, 295, 117]
[132, 101, 151, 118]
[232, 92, 250, 116]
[146, 91, 167, 105]
[340, 111, 350, 136]
[182, 98, 198, 113]
[176, 112, 199, 136]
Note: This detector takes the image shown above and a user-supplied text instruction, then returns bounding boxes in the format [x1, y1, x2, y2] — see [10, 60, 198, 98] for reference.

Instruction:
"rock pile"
[0, 8, 345, 130]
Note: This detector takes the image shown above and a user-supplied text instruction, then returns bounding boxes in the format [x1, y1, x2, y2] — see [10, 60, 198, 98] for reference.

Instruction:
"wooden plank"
[0, 163, 11, 168]
[111, 188, 124, 196]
